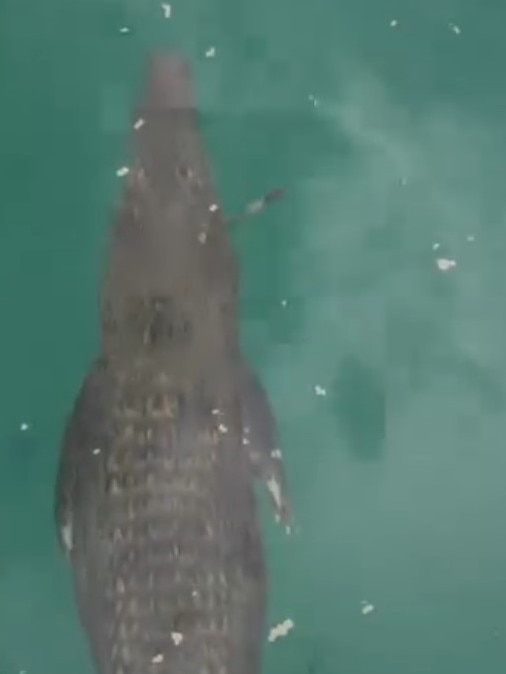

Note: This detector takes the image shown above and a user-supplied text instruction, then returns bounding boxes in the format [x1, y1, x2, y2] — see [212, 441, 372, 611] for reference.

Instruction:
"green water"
[2, 0, 506, 672]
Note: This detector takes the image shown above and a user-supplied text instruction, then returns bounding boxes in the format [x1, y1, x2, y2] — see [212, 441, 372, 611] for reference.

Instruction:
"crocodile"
[54, 53, 290, 674]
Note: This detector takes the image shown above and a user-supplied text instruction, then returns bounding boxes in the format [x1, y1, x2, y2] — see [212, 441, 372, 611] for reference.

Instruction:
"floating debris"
[20, 422, 30, 431]
[116, 166, 129, 177]
[242, 437, 250, 446]
[119, 26, 130, 34]
[271, 448, 282, 459]
[268, 618, 295, 642]
[436, 257, 457, 272]
[314, 385, 327, 397]
[92, 448, 101, 455]
[198, 232, 207, 244]
[361, 601, 375, 616]
[449, 23, 461, 35]
[161, 3, 172, 18]
[432, 242, 441, 251]
[171, 632, 183, 646]
[133, 117, 145, 130]
[218, 423, 228, 434]
[152, 653, 164, 664]
[205, 46, 216, 58]
[211, 408, 221, 416]
[390, 19, 398, 28]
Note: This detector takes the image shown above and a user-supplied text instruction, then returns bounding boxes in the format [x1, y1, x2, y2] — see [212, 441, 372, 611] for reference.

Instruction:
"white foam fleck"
[161, 3, 172, 18]
[314, 385, 327, 396]
[152, 653, 164, 664]
[436, 257, 456, 272]
[205, 46, 216, 58]
[268, 618, 294, 642]
[390, 19, 398, 27]
[218, 423, 228, 433]
[20, 422, 30, 431]
[361, 601, 375, 616]
[116, 166, 129, 177]
[171, 632, 183, 645]
[133, 118, 145, 130]
[267, 476, 282, 510]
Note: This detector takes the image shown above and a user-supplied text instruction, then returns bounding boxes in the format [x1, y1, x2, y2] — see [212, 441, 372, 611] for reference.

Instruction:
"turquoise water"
[2, 0, 506, 672]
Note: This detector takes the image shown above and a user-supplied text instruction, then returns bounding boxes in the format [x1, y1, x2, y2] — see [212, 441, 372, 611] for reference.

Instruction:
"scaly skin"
[54, 54, 290, 674]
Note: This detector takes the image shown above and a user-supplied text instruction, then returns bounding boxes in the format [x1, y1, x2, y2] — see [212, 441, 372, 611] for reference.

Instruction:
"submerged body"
[54, 55, 290, 674]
